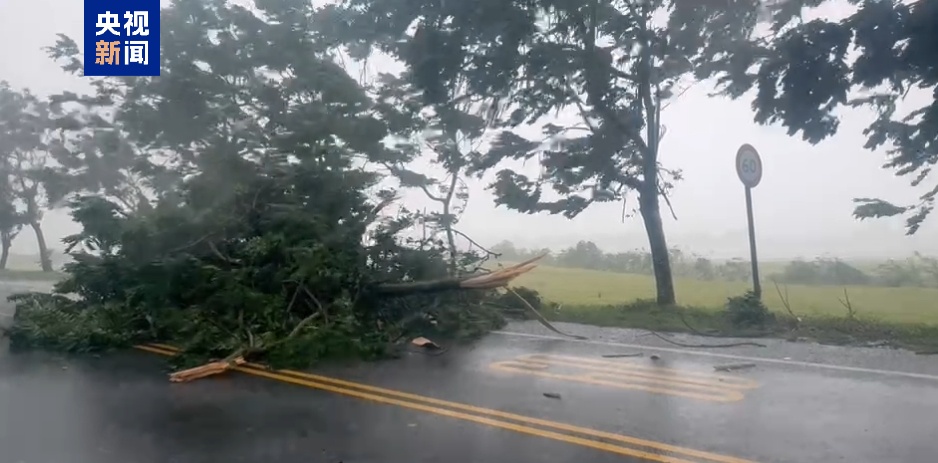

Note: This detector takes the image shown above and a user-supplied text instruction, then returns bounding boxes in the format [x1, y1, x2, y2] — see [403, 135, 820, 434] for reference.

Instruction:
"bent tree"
[0, 83, 61, 272]
[336, 0, 759, 304]
[0, 156, 23, 269]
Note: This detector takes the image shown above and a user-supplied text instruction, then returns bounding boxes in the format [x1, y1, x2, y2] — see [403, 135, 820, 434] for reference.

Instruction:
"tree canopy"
[0, 82, 70, 271]
[331, 0, 771, 304]
[4, 0, 540, 372]
[695, 0, 937, 234]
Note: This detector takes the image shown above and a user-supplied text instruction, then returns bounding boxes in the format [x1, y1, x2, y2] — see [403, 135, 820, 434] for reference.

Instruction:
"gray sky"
[1, 0, 934, 260]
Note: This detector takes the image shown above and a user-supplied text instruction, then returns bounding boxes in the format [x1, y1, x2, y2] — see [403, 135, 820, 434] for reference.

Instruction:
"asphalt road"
[2, 282, 937, 463]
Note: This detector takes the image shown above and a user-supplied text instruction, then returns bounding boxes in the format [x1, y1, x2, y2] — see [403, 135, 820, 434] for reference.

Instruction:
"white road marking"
[492, 331, 938, 381]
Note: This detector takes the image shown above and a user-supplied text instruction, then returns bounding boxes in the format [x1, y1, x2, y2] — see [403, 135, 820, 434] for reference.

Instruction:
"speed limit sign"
[735, 144, 762, 188]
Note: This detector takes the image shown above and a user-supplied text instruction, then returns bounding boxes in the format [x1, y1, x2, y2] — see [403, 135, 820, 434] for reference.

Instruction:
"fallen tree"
[4, 167, 544, 379]
[164, 256, 545, 383]
[0, 0, 553, 381]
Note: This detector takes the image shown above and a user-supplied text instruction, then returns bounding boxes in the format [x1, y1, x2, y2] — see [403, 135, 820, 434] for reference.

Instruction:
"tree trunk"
[442, 172, 461, 273]
[373, 277, 463, 296]
[0, 233, 10, 270]
[638, 189, 676, 305]
[443, 210, 458, 272]
[30, 221, 52, 272]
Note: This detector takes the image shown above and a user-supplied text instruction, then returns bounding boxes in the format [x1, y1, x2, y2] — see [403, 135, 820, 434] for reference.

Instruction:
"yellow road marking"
[526, 355, 759, 389]
[490, 363, 744, 402]
[136, 344, 757, 463]
[487, 354, 759, 403]
[496, 358, 753, 392]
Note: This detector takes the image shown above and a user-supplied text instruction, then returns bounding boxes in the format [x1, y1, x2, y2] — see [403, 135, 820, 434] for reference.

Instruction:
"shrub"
[724, 291, 775, 328]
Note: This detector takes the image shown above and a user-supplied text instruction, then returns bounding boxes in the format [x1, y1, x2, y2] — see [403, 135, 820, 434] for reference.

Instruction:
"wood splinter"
[169, 356, 246, 383]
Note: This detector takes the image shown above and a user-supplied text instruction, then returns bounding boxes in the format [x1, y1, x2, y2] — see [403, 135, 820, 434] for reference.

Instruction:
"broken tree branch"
[647, 330, 767, 348]
[373, 253, 546, 296]
[507, 287, 587, 340]
[773, 279, 799, 322]
[451, 228, 498, 257]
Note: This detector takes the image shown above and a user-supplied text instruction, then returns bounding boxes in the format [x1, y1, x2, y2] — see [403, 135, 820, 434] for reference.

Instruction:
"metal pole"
[744, 186, 761, 298]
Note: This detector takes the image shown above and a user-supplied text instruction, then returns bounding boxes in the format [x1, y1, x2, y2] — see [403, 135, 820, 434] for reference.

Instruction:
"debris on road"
[408, 336, 449, 356]
[542, 392, 562, 400]
[649, 330, 767, 348]
[863, 340, 894, 349]
[170, 356, 247, 382]
[713, 363, 756, 372]
[507, 288, 588, 340]
[601, 352, 643, 358]
[411, 337, 441, 349]
[649, 354, 661, 361]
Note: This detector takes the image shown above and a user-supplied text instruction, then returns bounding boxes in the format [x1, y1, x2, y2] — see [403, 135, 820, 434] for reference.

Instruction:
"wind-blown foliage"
[0, 82, 74, 271]
[375, 73, 488, 271]
[5, 0, 519, 368]
[332, 0, 765, 305]
[0, 134, 23, 269]
[695, 0, 938, 234]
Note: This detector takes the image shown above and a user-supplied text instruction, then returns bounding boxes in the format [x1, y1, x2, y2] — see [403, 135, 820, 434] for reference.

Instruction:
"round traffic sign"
[735, 144, 762, 188]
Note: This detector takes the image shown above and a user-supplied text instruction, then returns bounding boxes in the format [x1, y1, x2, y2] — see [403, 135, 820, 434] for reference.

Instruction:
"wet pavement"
[1, 284, 937, 463]
[501, 320, 938, 377]
[2, 343, 691, 463]
[304, 330, 938, 463]
[2, 330, 937, 463]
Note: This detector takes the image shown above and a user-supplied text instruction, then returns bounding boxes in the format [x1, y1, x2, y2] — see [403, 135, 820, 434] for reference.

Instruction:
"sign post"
[735, 144, 763, 298]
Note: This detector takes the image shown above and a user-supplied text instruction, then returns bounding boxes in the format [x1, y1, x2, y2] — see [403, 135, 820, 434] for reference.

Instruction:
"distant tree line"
[777, 254, 938, 289]
[491, 240, 938, 289]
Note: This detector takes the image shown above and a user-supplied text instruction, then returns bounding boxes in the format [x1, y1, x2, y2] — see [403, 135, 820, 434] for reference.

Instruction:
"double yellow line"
[490, 354, 760, 403]
[135, 344, 756, 463]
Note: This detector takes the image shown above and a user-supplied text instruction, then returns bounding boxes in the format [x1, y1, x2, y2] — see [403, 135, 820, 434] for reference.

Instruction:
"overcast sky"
[0, 0, 934, 260]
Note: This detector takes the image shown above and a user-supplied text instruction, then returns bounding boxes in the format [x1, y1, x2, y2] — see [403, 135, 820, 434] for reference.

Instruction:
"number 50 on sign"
[83, 0, 161, 76]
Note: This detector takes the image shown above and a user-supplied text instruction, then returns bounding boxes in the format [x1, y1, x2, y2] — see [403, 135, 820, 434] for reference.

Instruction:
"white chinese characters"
[94, 11, 150, 36]
[124, 41, 149, 65]
[95, 11, 121, 36]
[123, 11, 150, 36]
[93, 10, 152, 67]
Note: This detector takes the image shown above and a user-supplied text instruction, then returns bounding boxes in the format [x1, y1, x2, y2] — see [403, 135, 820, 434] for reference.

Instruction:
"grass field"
[0, 253, 69, 281]
[0, 269, 65, 281]
[513, 265, 938, 326]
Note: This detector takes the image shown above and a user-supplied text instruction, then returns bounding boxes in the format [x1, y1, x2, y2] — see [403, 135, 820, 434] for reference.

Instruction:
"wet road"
[2, 284, 937, 462]
[275, 329, 938, 463]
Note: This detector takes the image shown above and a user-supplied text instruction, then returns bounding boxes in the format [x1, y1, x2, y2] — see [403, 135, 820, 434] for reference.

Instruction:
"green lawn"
[514, 265, 938, 326]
